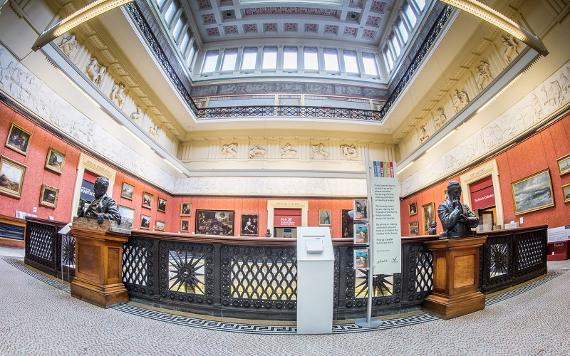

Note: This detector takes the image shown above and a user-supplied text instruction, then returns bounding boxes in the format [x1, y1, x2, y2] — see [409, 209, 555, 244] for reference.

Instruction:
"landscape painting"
[512, 169, 554, 215]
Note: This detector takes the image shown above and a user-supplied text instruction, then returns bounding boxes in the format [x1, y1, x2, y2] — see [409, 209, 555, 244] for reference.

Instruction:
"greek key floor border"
[2, 257, 564, 335]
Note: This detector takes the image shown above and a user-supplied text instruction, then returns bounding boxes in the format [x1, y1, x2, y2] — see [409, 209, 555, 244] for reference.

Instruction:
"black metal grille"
[489, 242, 509, 278]
[27, 222, 55, 262]
[516, 234, 546, 272]
[195, 105, 382, 121]
[60, 233, 76, 268]
[123, 237, 153, 294]
[414, 250, 433, 293]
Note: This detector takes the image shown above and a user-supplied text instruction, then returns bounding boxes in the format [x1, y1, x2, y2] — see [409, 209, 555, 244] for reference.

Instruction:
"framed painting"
[557, 153, 570, 176]
[240, 214, 258, 236]
[39, 184, 58, 208]
[157, 197, 167, 213]
[0, 156, 26, 198]
[5, 123, 31, 156]
[563, 183, 570, 203]
[409, 202, 417, 216]
[341, 209, 354, 238]
[118, 205, 135, 228]
[142, 192, 152, 209]
[319, 209, 331, 226]
[195, 210, 234, 236]
[353, 223, 369, 245]
[180, 202, 192, 216]
[140, 214, 151, 230]
[512, 169, 554, 215]
[155, 220, 165, 232]
[422, 202, 435, 235]
[121, 182, 134, 200]
[180, 220, 189, 232]
[409, 221, 419, 236]
[44, 148, 65, 174]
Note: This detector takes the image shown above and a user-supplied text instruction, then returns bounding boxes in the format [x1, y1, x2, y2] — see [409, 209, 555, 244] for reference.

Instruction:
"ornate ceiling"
[187, 0, 397, 45]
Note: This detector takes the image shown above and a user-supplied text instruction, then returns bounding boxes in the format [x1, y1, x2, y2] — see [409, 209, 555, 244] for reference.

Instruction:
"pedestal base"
[422, 236, 487, 319]
[71, 278, 128, 308]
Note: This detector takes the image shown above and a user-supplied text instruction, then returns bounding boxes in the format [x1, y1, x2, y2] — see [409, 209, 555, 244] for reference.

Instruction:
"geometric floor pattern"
[2, 256, 564, 335]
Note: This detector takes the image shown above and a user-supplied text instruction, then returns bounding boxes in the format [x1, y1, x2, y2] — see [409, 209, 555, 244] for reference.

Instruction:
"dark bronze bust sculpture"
[77, 176, 121, 224]
[437, 181, 479, 238]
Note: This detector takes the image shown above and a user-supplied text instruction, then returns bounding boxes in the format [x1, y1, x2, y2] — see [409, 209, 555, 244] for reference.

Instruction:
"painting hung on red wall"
[142, 192, 152, 209]
[422, 202, 435, 235]
[180, 220, 189, 232]
[121, 182, 134, 200]
[341, 209, 354, 238]
[44, 148, 65, 174]
[180, 202, 191, 216]
[409, 221, 419, 236]
[0, 156, 26, 198]
[512, 169, 554, 215]
[240, 214, 258, 236]
[140, 214, 151, 229]
[39, 184, 58, 208]
[118, 205, 135, 228]
[157, 197, 167, 213]
[5, 123, 31, 156]
[557, 153, 570, 176]
[563, 184, 570, 203]
[196, 210, 234, 236]
[156, 220, 165, 231]
[409, 202, 418, 216]
[319, 209, 331, 226]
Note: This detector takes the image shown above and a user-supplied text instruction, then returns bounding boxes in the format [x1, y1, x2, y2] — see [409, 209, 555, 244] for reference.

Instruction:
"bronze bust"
[77, 176, 121, 224]
[437, 181, 479, 238]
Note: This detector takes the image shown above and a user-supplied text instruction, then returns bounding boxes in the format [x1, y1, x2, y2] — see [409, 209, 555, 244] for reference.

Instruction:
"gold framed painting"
[422, 202, 435, 235]
[140, 214, 151, 229]
[409, 202, 418, 216]
[562, 183, 570, 204]
[180, 220, 189, 232]
[39, 184, 58, 208]
[142, 192, 152, 209]
[121, 182, 134, 200]
[180, 202, 191, 216]
[557, 153, 570, 176]
[511, 169, 554, 215]
[155, 220, 165, 231]
[5, 123, 32, 156]
[0, 156, 26, 198]
[157, 197, 167, 213]
[44, 148, 65, 174]
[319, 209, 331, 226]
[409, 221, 419, 236]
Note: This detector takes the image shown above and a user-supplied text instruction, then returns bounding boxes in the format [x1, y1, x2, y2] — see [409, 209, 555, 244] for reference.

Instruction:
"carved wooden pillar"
[423, 236, 487, 319]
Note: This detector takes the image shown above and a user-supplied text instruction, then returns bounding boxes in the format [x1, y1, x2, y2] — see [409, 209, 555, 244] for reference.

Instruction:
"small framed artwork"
[409, 221, 419, 236]
[353, 223, 369, 245]
[512, 169, 554, 214]
[39, 184, 58, 208]
[341, 209, 354, 238]
[180, 202, 192, 216]
[562, 183, 570, 203]
[557, 153, 570, 176]
[409, 202, 418, 216]
[319, 209, 331, 226]
[140, 214, 151, 229]
[196, 210, 234, 236]
[44, 148, 65, 174]
[157, 197, 167, 213]
[240, 214, 258, 236]
[422, 202, 435, 235]
[0, 156, 26, 198]
[156, 220, 165, 231]
[354, 198, 367, 220]
[118, 205, 135, 228]
[353, 249, 369, 270]
[180, 220, 189, 232]
[5, 123, 32, 156]
[142, 192, 152, 209]
[121, 182, 134, 200]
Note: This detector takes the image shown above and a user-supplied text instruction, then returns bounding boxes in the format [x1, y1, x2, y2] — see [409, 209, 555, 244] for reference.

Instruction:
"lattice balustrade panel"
[123, 238, 153, 293]
[489, 242, 509, 278]
[159, 241, 214, 304]
[196, 105, 381, 121]
[414, 249, 433, 293]
[516, 235, 545, 272]
[60, 234, 76, 268]
[27, 222, 55, 263]
[221, 246, 297, 310]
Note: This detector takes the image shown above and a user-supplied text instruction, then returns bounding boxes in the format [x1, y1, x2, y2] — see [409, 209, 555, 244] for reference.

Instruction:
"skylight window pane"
[262, 47, 277, 70]
[343, 51, 359, 74]
[404, 5, 417, 27]
[221, 49, 237, 72]
[202, 50, 218, 73]
[179, 32, 190, 52]
[172, 19, 184, 41]
[242, 48, 257, 70]
[391, 36, 401, 57]
[164, 3, 176, 24]
[283, 47, 298, 71]
[414, 0, 426, 11]
[155, 0, 166, 8]
[384, 49, 394, 71]
[323, 49, 339, 72]
[304, 47, 318, 71]
[362, 53, 378, 76]
[397, 20, 409, 43]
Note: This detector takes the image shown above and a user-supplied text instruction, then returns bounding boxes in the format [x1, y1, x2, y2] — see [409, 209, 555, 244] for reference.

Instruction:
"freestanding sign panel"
[370, 161, 401, 275]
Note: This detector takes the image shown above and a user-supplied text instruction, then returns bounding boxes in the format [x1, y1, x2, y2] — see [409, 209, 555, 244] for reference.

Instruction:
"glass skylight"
[362, 53, 378, 76]
[414, 0, 426, 11]
[323, 49, 339, 72]
[164, 2, 176, 24]
[283, 47, 298, 71]
[262, 47, 278, 70]
[202, 51, 219, 73]
[242, 48, 257, 70]
[221, 49, 237, 72]
[397, 20, 409, 44]
[391, 36, 401, 57]
[404, 4, 417, 27]
[343, 51, 359, 74]
[304, 47, 319, 71]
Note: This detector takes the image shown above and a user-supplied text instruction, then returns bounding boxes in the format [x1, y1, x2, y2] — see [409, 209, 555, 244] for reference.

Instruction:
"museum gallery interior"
[0, 0, 569, 353]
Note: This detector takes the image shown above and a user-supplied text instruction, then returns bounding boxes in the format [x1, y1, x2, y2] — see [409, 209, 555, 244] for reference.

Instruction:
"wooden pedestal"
[423, 236, 487, 319]
[70, 223, 129, 308]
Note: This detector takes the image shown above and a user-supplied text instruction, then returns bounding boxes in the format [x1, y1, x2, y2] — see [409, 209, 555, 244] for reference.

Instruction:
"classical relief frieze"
[400, 61, 570, 196]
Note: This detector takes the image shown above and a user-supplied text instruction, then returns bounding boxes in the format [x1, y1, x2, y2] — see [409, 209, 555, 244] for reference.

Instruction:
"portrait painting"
[353, 223, 369, 245]
[5, 123, 31, 155]
[142, 192, 152, 209]
[422, 202, 435, 235]
[140, 215, 151, 229]
[512, 169, 554, 215]
[319, 209, 331, 226]
[354, 198, 368, 220]
[196, 210, 234, 236]
[44, 148, 65, 174]
[563, 184, 570, 203]
[121, 182, 134, 200]
[180, 202, 192, 216]
[409, 202, 417, 216]
[155, 220, 165, 232]
[157, 197, 167, 213]
[180, 220, 189, 232]
[341, 209, 354, 238]
[0, 156, 26, 198]
[557, 153, 570, 176]
[39, 184, 58, 208]
[240, 214, 258, 236]
[118, 205, 135, 228]
[409, 221, 419, 236]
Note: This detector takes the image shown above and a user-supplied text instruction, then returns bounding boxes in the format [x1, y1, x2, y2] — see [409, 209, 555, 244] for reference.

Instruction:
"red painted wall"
[400, 113, 570, 235]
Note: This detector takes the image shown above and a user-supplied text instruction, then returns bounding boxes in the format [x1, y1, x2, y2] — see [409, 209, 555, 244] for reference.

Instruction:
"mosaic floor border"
[2, 256, 564, 335]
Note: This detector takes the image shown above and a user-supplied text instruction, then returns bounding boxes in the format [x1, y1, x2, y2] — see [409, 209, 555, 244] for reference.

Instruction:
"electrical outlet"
[519, 217, 524, 225]
[32, 207, 37, 213]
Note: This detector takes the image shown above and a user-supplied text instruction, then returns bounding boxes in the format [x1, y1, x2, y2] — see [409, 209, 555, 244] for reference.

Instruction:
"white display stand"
[296, 227, 335, 334]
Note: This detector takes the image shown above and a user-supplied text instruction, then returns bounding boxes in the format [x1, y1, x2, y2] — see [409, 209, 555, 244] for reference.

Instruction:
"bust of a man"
[77, 176, 121, 224]
[437, 181, 479, 238]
